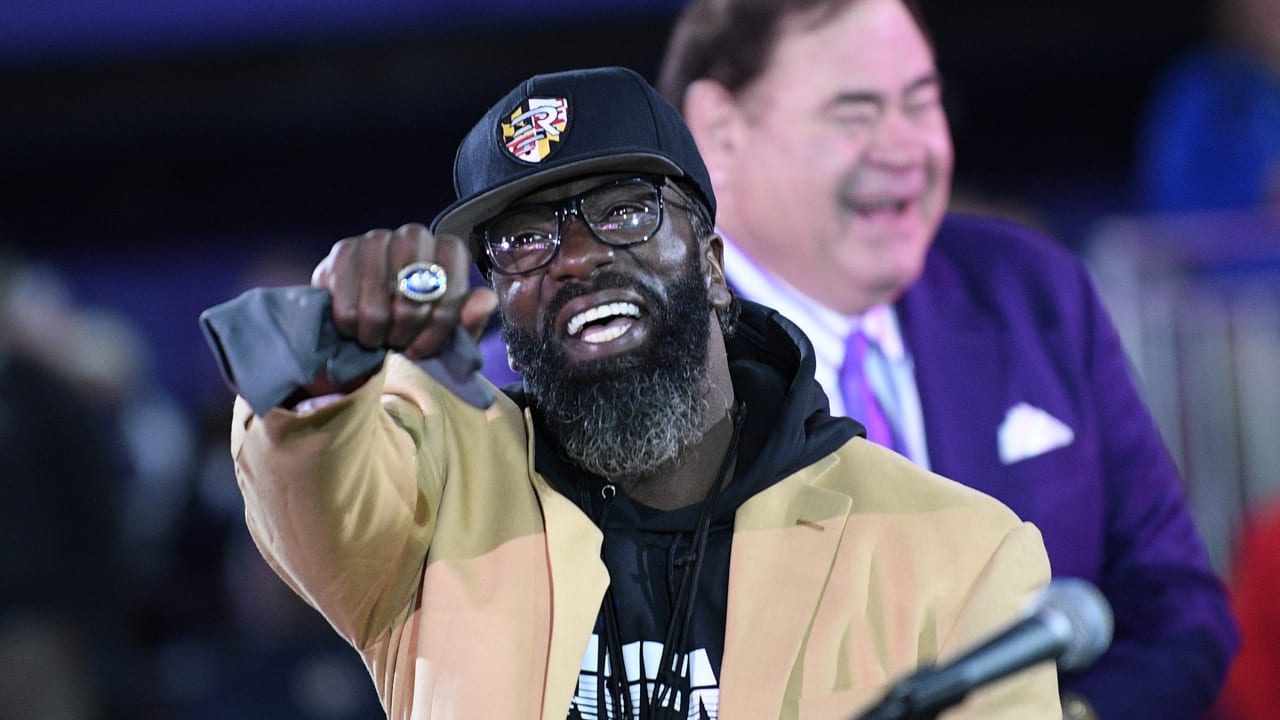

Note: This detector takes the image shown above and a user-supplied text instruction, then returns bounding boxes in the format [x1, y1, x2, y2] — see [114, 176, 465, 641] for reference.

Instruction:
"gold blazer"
[232, 355, 1058, 719]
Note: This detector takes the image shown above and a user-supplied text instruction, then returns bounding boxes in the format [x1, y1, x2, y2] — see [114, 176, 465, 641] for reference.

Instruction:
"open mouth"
[849, 197, 913, 219]
[565, 301, 643, 344]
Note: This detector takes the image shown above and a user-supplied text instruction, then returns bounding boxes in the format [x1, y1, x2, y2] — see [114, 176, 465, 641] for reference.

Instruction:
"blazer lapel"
[896, 252, 1008, 498]
[718, 456, 852, 718]
[527, 415, 610, 720]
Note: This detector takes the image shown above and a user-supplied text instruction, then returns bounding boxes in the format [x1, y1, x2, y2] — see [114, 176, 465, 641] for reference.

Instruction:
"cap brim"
[432, 151, 685, 257]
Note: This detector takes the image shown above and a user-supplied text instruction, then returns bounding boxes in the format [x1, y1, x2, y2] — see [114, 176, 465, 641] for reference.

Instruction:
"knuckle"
[358, 304, 391, 330]
[330, 238, 355, 264]
[395, 222, 429, 236]
[393, 223, 434, 255]
[391, 301, 430, 327]
[436, 232, 464, 251]
[310, 259, 331, 286]
[330, 302, 360, 331]
[429, 303, 461, 328]
[408, 327, 448, 358]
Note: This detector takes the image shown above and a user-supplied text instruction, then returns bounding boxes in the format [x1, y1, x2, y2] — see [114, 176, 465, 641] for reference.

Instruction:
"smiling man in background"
[658, 0, 1237, 718]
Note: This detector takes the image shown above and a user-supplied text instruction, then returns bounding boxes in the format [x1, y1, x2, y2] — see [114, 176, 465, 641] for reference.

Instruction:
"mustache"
[840, 166, 928, 200]
[541, 270, 664, 338]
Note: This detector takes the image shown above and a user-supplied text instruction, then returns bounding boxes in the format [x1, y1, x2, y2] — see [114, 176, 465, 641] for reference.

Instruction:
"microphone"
[855, 578, 1113, 720]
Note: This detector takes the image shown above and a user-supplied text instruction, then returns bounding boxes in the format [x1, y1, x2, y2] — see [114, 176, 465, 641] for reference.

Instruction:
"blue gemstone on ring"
[397, 262, 447, 302]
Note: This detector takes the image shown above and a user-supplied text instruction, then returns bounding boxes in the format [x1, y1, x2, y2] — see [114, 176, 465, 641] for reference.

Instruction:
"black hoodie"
[508, 301, 859, 719]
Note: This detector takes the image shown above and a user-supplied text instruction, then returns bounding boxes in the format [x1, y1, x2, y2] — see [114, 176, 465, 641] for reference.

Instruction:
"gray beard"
[536, 362, 708, 482]
[503, 259, 712, 482]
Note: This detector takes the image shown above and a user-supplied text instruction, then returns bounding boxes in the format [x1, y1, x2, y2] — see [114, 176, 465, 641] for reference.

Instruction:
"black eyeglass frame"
[477, 174, 694, 277]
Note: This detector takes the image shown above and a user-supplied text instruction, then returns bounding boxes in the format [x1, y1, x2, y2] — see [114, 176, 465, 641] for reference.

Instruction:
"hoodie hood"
[722, 300, 862, 495]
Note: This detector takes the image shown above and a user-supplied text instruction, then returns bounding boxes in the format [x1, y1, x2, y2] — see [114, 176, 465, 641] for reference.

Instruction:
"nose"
[865, 107, 924, 169]
[546, 211, 614, 281]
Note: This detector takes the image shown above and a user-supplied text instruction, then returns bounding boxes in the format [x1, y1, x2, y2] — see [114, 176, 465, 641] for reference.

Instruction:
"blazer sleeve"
[1061, 278, 1239, 718]
[230, 357, 446, 652]
[941, 521, 1061, 720]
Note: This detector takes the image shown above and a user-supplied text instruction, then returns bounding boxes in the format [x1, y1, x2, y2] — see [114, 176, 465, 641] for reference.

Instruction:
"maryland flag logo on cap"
[501, 97, 569, 163]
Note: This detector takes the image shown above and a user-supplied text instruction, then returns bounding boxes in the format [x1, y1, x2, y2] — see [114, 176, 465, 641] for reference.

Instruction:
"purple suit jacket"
[476, 212, 1238, 718]
[896, 213, 1236, 718]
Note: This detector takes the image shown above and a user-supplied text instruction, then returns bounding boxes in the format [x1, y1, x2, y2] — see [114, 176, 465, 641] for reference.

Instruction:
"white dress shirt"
[721, 232, 931, 469]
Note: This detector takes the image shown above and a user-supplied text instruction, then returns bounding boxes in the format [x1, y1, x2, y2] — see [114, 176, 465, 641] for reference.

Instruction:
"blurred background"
[3, 0, 1279, 717]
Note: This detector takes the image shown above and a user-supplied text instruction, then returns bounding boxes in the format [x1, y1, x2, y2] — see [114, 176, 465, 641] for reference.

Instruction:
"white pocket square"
[997, 402, 1075, 465]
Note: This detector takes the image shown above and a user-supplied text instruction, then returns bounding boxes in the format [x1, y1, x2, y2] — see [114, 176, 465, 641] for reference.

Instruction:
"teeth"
[567, 301, 641, 337]
[582, 325, 627, 344]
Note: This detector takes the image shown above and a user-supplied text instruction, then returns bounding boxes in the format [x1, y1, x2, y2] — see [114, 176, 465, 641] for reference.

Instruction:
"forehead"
[753, 0, 935, 98]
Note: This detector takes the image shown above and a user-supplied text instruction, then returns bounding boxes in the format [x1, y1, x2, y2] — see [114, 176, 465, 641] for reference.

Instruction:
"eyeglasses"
[479, 175, 676, 276]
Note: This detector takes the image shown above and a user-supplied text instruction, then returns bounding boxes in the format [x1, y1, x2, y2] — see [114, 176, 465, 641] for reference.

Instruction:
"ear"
[507, 348, 520, 373]
[682, 79, 744, 189]
[703, 231, 732, 312]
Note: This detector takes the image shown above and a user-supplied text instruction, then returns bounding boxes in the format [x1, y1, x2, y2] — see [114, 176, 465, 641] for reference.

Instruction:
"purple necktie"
[840, 330, 896, 450]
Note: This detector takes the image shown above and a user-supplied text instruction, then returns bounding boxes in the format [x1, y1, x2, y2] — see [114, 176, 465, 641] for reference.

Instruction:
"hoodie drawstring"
[586, 403, 746, 720]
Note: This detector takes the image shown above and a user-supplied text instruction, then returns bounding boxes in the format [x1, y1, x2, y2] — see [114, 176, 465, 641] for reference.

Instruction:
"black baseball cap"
[430, 66, 716, 261]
